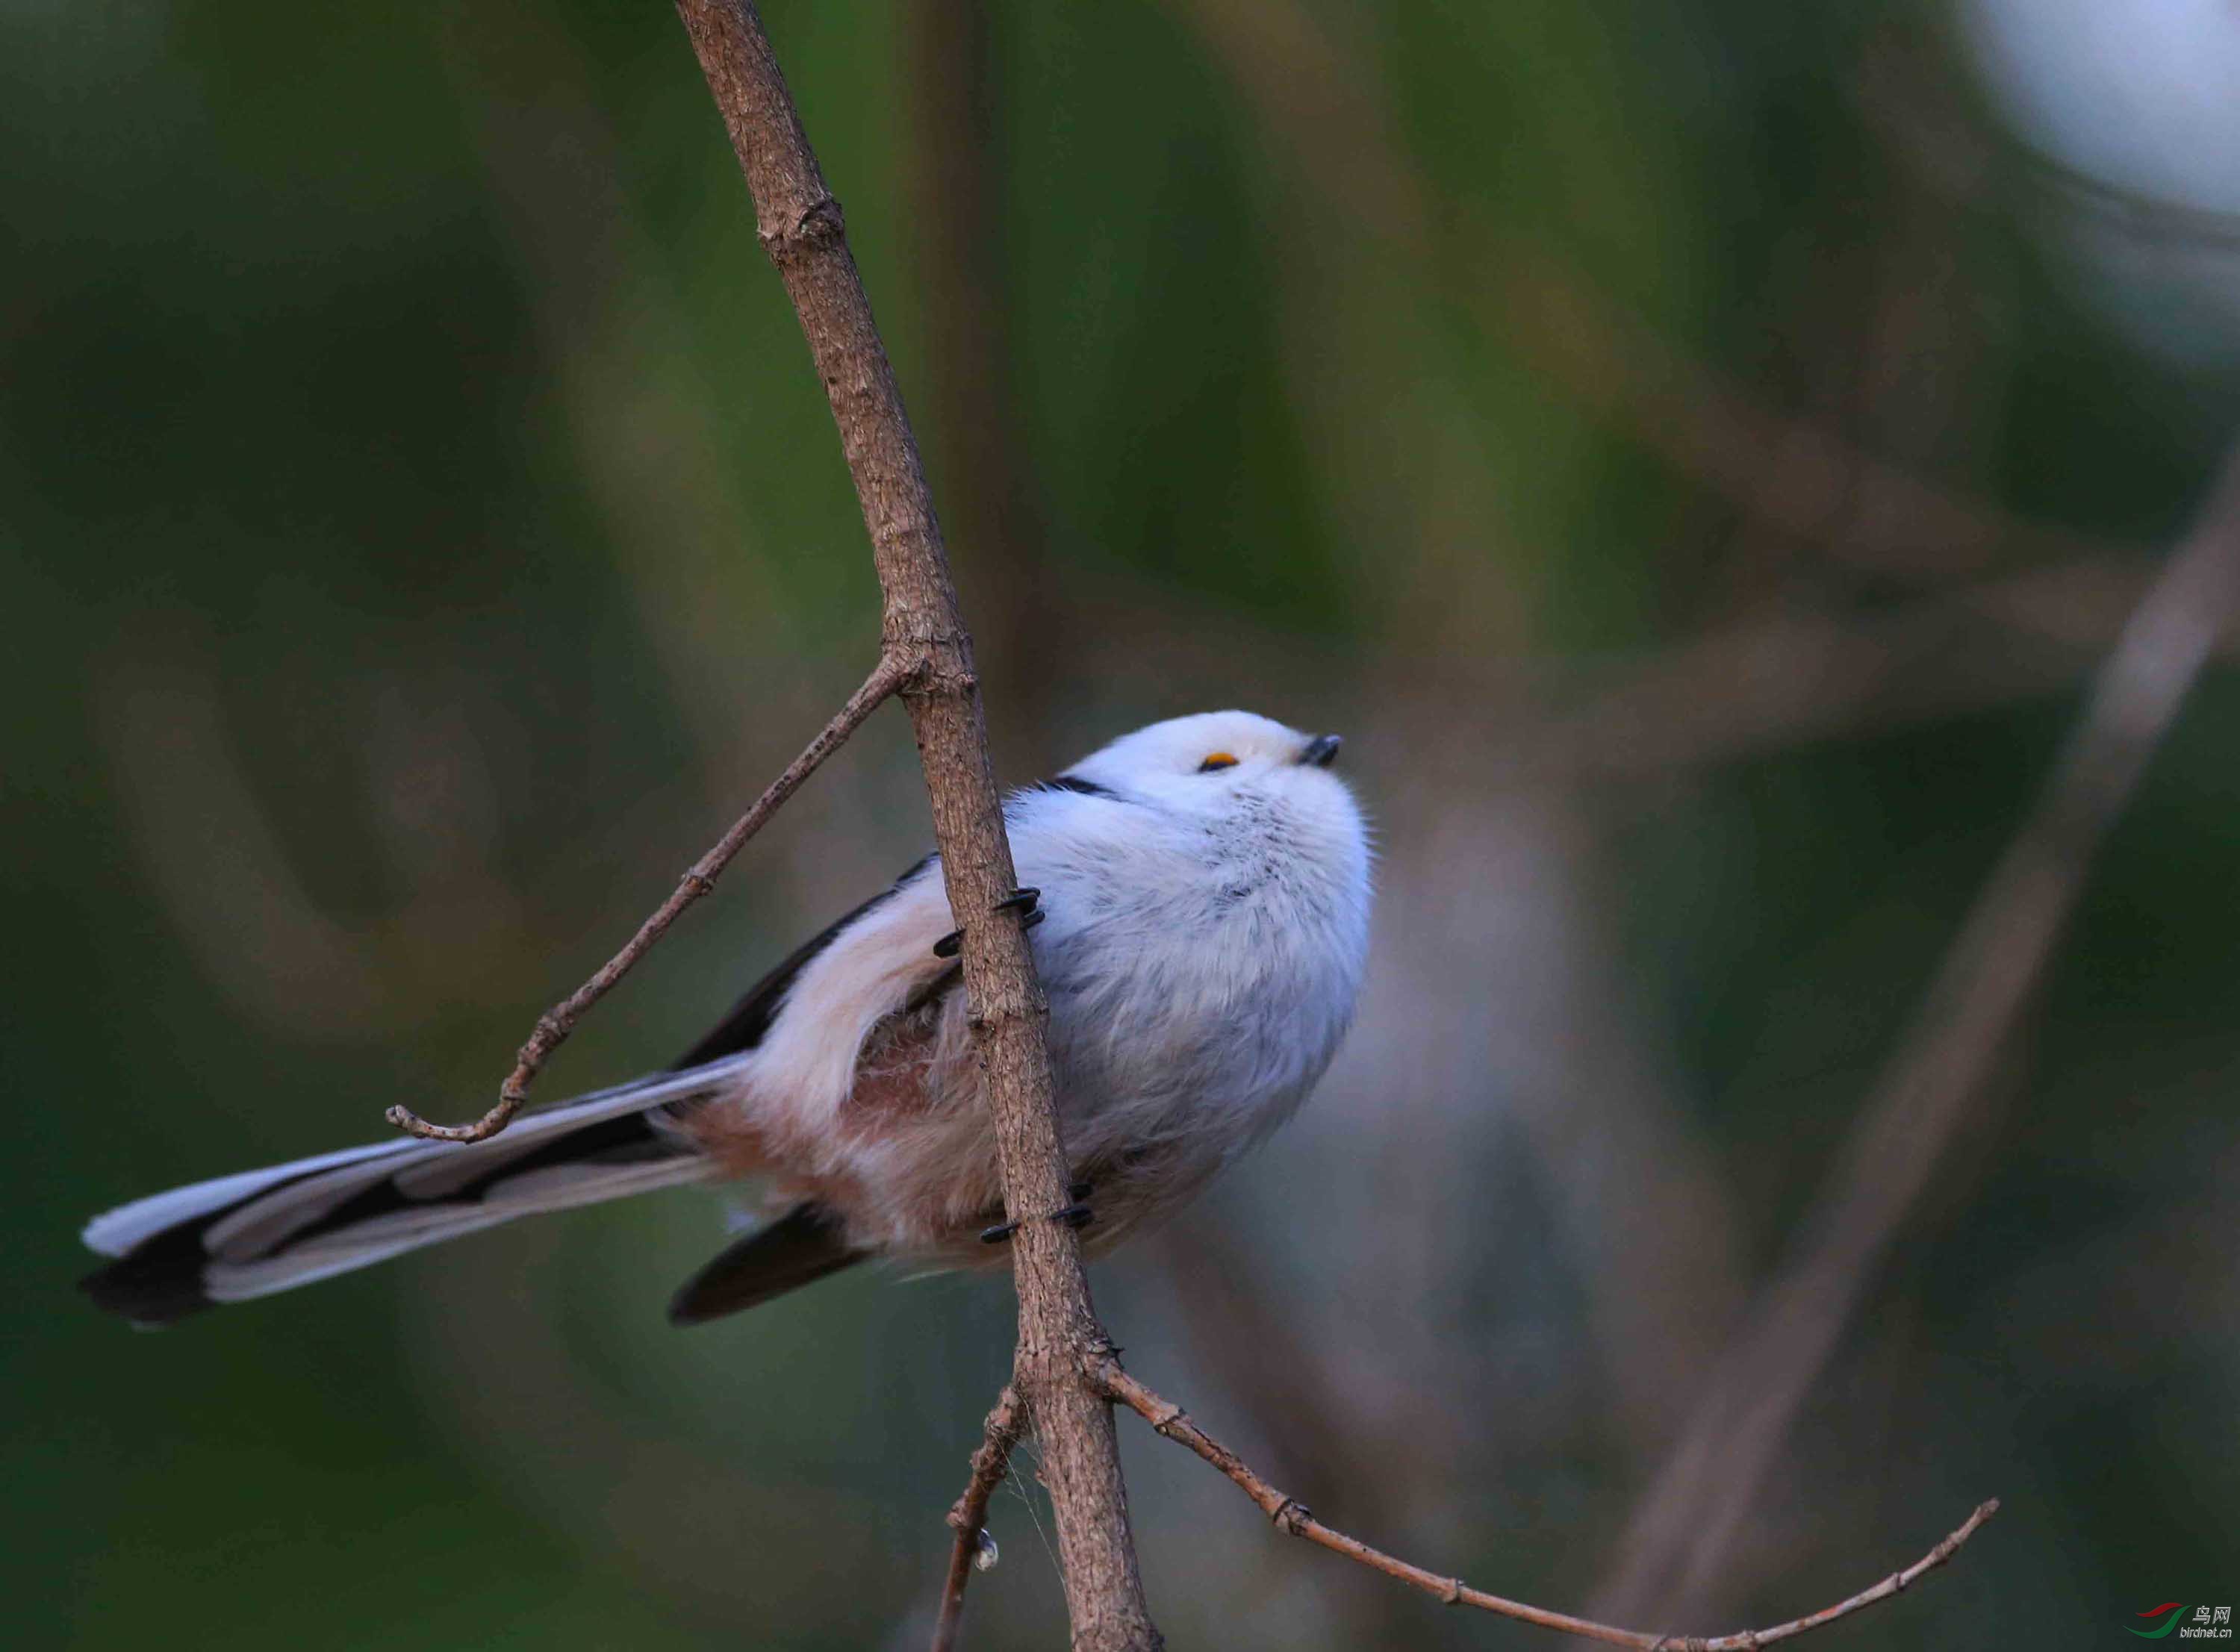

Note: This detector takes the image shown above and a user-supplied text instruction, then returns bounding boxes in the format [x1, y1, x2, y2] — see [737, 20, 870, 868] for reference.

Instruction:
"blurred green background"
[8, 1, 2239, 1647]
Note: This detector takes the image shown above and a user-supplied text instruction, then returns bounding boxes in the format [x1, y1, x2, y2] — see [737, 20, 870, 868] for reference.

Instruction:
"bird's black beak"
[1299, 734, 1343, 768]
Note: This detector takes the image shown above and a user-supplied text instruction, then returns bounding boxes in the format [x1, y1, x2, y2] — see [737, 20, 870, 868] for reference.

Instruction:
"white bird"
[81, 711, 1373, 1327]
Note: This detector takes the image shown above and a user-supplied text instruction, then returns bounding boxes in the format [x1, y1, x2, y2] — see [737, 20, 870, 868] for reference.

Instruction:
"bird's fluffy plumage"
[81, 710, 1373, 1324]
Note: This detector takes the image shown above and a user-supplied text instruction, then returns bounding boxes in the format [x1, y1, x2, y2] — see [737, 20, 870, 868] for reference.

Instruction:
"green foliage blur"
[7, 1, 2238, 1648]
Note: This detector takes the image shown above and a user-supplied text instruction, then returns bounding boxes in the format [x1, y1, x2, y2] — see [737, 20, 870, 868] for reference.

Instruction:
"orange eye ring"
[1198, 752, 1239, 773]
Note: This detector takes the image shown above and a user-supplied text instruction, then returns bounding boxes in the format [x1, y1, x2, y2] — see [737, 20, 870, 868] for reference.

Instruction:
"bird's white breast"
[1012, 780, 1370, 1194]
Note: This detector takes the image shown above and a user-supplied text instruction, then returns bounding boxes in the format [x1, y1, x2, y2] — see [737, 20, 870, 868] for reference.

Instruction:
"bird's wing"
[670, 853, 936, 1070]
[667, 1202, 864, 1325]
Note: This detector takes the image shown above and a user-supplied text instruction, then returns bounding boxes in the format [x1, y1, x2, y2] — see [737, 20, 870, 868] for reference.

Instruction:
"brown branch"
[1099, 1360, 1998, 1650]
[1598, 439, 2240, 1620]
[668, 5, 1161, 1649]
[388, 654, 907, 1141]
[930, 1385, 1027, 1652]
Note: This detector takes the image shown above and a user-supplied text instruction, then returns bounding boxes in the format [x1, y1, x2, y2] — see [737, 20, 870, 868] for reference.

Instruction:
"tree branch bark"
[1098, 1359, 1997, 1651]
[668, 5, 1160, 1648]
[932, 1385, 1027, 1652]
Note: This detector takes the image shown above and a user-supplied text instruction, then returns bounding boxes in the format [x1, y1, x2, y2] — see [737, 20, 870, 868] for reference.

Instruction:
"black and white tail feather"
[78, 1060, 740, 1327]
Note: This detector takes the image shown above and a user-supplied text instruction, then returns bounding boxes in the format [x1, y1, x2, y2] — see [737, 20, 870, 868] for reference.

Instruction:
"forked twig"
[1098, 1360, 1997, 1650]
[930, 1385, 1027, 1652]
[388, 652, 909, 1141]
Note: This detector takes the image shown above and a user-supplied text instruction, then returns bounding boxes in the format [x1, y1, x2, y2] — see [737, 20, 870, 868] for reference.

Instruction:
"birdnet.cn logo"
[2130, 1604, 2233, 1639]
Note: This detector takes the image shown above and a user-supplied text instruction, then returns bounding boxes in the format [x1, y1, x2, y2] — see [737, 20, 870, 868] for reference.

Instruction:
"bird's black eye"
[1198, 752, 1239, 773]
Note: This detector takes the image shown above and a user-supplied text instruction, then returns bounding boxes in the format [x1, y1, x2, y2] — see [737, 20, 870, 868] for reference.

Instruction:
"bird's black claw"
[936, 891, 1039, 960]
[977, 1196, 1094, 1244]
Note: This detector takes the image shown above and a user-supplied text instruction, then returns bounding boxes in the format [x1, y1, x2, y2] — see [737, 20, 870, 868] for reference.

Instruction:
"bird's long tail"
[79, 1060, 745, 1326]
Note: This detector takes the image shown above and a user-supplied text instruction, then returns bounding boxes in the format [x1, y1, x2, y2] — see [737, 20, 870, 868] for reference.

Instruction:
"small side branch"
[388, 653, 909, 1141]
[930, 1385, 1027, 1652]
[1096, 1360, 1996, 1651]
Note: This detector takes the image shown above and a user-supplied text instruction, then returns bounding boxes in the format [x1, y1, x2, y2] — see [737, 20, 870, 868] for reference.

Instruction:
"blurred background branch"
[1595, 439, 2240, 1623]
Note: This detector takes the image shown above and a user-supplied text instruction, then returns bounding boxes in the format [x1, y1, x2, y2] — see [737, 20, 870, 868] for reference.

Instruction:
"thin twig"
[388, 654, 908, 1141]
[1098, 1360, 1997, 1650]
[930, 1385, 1027, 1652]
[1598, 440, 2240, 1618]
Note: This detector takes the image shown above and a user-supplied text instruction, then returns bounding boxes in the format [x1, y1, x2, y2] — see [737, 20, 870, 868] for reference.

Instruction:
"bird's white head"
[1063, 710, 1367, 858]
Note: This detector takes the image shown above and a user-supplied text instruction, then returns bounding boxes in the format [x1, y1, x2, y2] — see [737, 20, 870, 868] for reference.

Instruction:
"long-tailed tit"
[81, 711, 1372, 1326]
